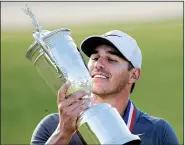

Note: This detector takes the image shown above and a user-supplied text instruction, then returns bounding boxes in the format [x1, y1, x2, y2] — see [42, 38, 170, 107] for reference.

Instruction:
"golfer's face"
[88, 45, 130, 96]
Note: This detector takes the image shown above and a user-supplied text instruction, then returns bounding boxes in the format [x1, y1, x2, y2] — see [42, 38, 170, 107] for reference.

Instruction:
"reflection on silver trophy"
[23, 6, 141, 145]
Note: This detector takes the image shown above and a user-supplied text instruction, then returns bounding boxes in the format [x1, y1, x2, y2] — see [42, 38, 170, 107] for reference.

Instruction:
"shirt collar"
[122, 99, 140, 132]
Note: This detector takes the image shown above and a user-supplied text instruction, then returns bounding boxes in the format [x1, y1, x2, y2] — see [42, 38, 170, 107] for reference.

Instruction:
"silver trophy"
[23, 6, 141, 145]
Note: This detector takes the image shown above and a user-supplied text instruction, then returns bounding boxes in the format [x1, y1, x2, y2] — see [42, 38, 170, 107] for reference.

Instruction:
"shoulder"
[134, 111, 164, 135]
[138, 111, 174, 131]
[35, 113, 59, 133]
[31, 113, 59, 144]
[135, 111, 179, 145]
[137, 111, 165, 126]
[39, 113, 59, 126]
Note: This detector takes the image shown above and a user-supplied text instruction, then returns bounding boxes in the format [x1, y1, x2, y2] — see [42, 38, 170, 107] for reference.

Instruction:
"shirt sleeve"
[30, 113, 59, 145]
[156, 119, 179, 145]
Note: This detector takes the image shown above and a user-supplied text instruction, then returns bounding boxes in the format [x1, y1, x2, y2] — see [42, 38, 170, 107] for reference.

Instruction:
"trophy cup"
[23, 6, 141, 145]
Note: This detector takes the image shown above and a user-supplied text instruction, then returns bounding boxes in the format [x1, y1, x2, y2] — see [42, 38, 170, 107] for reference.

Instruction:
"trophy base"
[77, 103, 141, 145]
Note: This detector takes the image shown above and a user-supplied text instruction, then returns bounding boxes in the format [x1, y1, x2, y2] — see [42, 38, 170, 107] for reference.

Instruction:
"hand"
[57, 81, 92, 141]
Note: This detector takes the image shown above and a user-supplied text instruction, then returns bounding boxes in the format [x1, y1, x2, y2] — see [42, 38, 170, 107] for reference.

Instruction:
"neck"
[93, 89, 130, 116]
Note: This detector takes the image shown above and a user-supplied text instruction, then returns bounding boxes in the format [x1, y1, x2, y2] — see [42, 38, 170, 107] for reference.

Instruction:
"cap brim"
[81, 36, 117, 57]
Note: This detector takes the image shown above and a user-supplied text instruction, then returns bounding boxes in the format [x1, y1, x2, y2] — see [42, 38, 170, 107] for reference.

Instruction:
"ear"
[128, 68, 141, 84]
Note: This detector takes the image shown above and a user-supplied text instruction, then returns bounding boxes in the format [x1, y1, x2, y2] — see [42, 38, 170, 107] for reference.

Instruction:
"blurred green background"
[2, 18, 183, 144]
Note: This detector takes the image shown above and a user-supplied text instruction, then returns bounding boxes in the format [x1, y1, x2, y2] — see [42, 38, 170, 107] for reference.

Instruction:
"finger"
[68, 98, 91, 112]
[59, 99, 91, 130]
[71, 100, 91, 119]
[59, 99, 86, 119]
[65, 90, 91, 106]
[58, 99, 88, 120]
[59, 91, 90, 110]
[58, 97, 92, 119]
[57, 81, 71, 104]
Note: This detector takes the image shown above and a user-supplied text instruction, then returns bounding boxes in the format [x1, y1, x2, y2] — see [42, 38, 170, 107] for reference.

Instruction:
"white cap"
[80, 30, 142, 69]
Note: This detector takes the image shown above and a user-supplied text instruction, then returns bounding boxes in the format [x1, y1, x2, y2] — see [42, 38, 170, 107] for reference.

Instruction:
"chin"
[92, 86, 107, 95]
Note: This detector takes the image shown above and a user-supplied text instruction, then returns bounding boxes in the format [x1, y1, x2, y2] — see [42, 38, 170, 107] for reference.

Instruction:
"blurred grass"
[1, 18, 183, 144]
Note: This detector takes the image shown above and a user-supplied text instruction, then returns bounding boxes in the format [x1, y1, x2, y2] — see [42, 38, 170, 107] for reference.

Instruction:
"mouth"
[92, 72, 109, 79]
[93, 75, 108, 79]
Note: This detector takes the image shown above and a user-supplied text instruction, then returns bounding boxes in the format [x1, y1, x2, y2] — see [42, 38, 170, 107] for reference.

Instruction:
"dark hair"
[127, 62, 135, 93]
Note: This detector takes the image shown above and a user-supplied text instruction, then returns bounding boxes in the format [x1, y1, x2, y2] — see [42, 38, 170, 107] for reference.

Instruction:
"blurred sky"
[1, 2, 183, 31]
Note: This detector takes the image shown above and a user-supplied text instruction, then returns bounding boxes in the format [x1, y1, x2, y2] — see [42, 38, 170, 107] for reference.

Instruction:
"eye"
[91, 57, 99, 61]
[107, 58, 117, 62]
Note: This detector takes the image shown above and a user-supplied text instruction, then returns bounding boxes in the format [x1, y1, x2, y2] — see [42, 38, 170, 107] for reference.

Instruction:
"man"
[31, 30, 179, 145]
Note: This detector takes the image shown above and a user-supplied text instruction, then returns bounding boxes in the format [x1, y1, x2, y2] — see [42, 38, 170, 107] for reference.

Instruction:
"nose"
[94, 57, 105, 69]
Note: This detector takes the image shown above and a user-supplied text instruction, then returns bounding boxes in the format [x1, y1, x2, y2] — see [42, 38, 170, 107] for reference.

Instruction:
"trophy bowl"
[26, 28, 92, 95]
